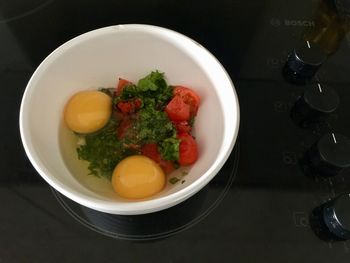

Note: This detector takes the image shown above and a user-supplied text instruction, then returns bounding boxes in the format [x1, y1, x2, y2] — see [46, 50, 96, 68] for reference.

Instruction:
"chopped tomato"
[117, 118, 131, 139]
[173, 121, 192, 133]
[113, 110, 124, 121]
[117, 101, 133, 114]
[141, 143, 161, 163]
[141, 144, 175, 174]
[117, 99, 142, 114]
[177, 132, 198, 166]
[174, 86, 200, 116]
[134, 98, 142, 109]
[116, 78, 131, 95]
[165, 95, 190, 121]
[160, 159, 175, 174]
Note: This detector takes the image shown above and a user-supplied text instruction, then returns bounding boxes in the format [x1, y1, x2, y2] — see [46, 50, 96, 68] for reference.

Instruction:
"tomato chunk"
[117, 98, 142, 114]
[117, 101, 133, 114]
[173, 86, 200, 116]
[116, 78, 131, 95]
[177, 132, 198, 165]
[134, 98, 142, 109]
[117, 118, 131, 139]
[165, 95, 190, 122]
[173, 121, 192, 133]
[141, 144, 175, 174]
[160, 159, 175, 174]
[141, 143, 161, 163]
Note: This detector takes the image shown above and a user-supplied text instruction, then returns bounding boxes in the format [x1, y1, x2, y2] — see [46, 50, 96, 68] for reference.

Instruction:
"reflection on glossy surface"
[51, 144, 239, 240]
[310, 205, 337, 241]
[80, 185, 209, 240]
[2, 0, 350, 261]
[0, 0, 54, 23]
[283, 0, 350, 84]
[303, 0, 350, 55]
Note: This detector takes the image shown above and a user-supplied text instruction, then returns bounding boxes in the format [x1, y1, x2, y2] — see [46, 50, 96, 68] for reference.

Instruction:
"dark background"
[1, 0, 350, 262]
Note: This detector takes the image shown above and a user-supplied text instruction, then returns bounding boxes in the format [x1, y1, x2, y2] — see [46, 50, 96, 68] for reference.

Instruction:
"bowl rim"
[19, 24, 240, 215]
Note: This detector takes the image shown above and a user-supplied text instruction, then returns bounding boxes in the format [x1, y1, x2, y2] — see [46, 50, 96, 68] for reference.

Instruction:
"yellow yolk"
[64, 91, 112, 133]
[112, 155, 166, 199]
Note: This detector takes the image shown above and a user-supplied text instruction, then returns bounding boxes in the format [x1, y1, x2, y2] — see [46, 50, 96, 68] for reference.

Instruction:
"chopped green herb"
[115, 71, 173, 109]
[75, 71, 188, 179]
[174, 162, 180, 169]
[169, 177, 180, 184]
[160, 137, 180, 161]
[118, 84, 138, 100]
[188, 117, 195, 127]
[76, 120, 137, 178]
[136, 106, 176, 143]
[181, 171, 189, 176]
[181, 180, 186, 184]
[138, 71, 167, 91]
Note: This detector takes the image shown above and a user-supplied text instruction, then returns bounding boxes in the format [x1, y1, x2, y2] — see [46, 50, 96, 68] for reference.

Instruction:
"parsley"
[160, 137, 180, 161]
[119, 84, 138, 100]
[114, 71, 173, 109]
[189, 117, 195, 127]
[138, 71, 167, 91]
[169, 177, 180, 184]
[137, 106, 176, 143]
[76, 120, 137, 178]
[76, 71, 181, 178]
[169, 171, 188, 185]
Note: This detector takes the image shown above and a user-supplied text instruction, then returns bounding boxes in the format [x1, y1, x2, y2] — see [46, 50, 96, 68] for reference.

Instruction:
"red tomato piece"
[113, 110, 124, 121]
[134, 98, 142, 109]
[117, 101, 133, 114]
[117, 118, 131, 139]
[159, 159, 175, 174]
[117, 99, 142, 114]
[116, 78, 131, 95]
[141, 144, 175, 174]
[177, 132, 198, 166]
[141, 143, 161, 163]
[173, 121, 192, 133]
[165, 95, 190, 122]
[173, 86, 200, 116]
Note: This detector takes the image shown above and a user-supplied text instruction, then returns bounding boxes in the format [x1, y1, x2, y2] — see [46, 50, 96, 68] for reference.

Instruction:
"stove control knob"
[306, 133, 350, 177]
[322, 193, 350, 240]
[291, 84, 339, 127]
[283, 41, 327, 84]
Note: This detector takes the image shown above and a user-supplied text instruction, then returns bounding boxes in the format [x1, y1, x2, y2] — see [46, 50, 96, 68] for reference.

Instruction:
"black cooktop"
[2, 0, 350, 262]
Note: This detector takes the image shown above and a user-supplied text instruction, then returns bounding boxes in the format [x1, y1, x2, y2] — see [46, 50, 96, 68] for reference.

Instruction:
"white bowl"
[20, 24, 239, 215]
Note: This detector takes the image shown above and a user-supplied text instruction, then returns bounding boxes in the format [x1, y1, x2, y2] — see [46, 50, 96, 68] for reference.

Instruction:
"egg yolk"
[112, 155, 166, 199]
[64, 91, 112, 133]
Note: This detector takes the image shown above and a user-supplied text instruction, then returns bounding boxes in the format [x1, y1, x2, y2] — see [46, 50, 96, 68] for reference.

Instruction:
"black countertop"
[1, 0, 350, 262]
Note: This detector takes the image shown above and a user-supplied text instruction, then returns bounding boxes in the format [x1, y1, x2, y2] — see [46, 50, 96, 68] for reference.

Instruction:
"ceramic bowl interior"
[20, 24, 239, 215]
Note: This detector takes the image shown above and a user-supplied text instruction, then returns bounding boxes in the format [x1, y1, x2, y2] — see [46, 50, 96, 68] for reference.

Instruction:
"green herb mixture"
[76, 71, 180, 178]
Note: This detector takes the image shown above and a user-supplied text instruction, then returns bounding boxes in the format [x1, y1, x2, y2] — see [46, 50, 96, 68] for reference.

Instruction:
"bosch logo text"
[270, 18, 315, 27]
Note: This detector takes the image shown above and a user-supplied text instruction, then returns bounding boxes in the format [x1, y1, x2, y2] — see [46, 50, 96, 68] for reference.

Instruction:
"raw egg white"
[64, 91, 112, 133]
[112, 155, 166, 199]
